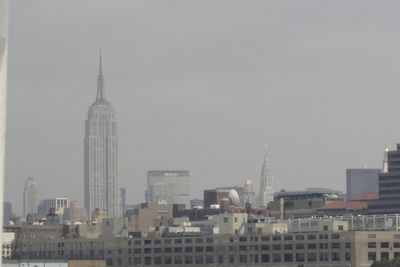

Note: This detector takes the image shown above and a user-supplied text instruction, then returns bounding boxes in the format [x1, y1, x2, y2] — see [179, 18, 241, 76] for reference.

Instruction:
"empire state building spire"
[96, 49, 107, 104]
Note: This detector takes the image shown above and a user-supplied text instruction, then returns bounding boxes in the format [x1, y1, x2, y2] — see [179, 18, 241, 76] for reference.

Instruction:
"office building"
[259, 146, 273, 207]
[242, 179, 257, 208]
[145, 170, 190, 207]
[0, 2, 7, 265]
[346, 168, 379, 200]
[204, 189, 231, 208]
[22, 177, 38, 220]
[84, 51, 121, 218]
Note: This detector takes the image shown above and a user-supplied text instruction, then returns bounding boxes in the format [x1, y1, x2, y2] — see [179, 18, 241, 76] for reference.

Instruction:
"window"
[195, 256, 204, 264]
[295, 244, 304, 250]
[296, 253, 305, 262]
[381, 252, 389, 260]
[284, 235, 293, 240]
[345, 242, 351, 248]
[368, 252, 376, 261]
[273, 244, 281, 250]
[239, 255, 247, 263]
[331, 243, 340, 249]
[308, 253, 317, 262]
[174, 247, 182, 253]
[323, 226, 328, 231]
[223, 217, 228, 223]
[218, 255, 224, 264]
[284, 244, 293, 250]
[239, 246, 247, 251]
[284, 254, 293, 262]
[185, 247, 193, 252]
[185, 239, 192, 244]
[381, 242, 389, 248]
[295, 235, 304, 240]
[273, 254, 281, 262]
[338, 225, 344, 230]
[185, 256, 193, 264]
[144, 248, 151, 254]
[273, 236, 281, 241]
[174, 239, 182, 244]
[261, 254, 269, 263]
[394, 252, 400, 259]
[261, 236, 269, 241]
[368, 242, 376, 248]
[261, 245, 269, 250]
[229, 255, 235, 263]
[195, 247, 203, 252]
[331, 234, 340, 239]
[143, 257, 151, 265]
[164, 247, 172, 253]
[395, 242, 400, 248]
[307, 244, 317, 249]
[368, 234, 376, 238]
[332, 252, 340, 261]
[174, 256, 183, 264]
[154, 257, 162, 265]
[346, 252, 351, 261]
[307, 234, 316, 240]
[164, 256, 172, 265]
[164, 239, 172, 244]
[133, 248, 141, 254]
[206, 246, 213, 252]
[206, 238, 213, 243]
[195, 238, 203, 244]
[239, 237, 247, 242]
[154, 239, 161, 245]
[144, 240, 151, 245]
[133, 258, 141, 265]
[154, 248, 161, 253]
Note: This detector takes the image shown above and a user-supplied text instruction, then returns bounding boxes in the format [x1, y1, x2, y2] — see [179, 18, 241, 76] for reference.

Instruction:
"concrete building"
[84, 51, 121, 218]
[22, 177, 38, 220]
[259, 146, 273, 207]
[145, 170, 190, 207]
[268, 189, 343, 219]
[127, 202, 174, 233]
[346, 168, 379, 200]
[14, 225, 400, 266]
[63, 201, 88, 223]
[2, 232, 14, 259]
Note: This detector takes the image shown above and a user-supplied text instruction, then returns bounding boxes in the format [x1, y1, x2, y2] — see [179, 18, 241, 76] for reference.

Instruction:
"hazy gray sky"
[6, 1, 400, 215]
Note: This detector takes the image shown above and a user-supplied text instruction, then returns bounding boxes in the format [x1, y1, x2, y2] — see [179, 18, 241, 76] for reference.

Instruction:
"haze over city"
[6, 0, 400, 214]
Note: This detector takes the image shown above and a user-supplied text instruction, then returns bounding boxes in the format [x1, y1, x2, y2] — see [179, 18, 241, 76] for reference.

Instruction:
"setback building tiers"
[14, 230, 400, 267]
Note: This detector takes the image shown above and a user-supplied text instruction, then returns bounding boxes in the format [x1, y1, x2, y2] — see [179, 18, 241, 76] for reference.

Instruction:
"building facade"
[259, 146, 273, 207]
[22, 177, 38, 220]
[37, 198, 69, 218]
[145, 171, 190, 207]
[84, 52, 121, 218]
[346, 168, 379, 200]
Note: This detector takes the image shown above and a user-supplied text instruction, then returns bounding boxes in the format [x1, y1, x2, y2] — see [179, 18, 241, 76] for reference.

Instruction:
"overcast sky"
[5, 0, 400, 215]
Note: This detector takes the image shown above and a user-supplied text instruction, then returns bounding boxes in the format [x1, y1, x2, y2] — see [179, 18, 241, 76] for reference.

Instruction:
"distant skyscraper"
[23, 177, 38, 220]
[242, 179, 257, 208]
[346, 168, 379, 200]
[3, 201, 11, 223]
[84, 51, 121, 218]
[120, 188, 126, 215]
[145, 170, 190, 207]
[37, 198, 69, 218]
[259, 145, 273, 207]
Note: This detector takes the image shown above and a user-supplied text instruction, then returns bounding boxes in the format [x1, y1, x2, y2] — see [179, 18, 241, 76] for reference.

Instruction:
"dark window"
[272, 244, 281, 250]
[295, 235, 304, 240]
[345, 242, 351, 248]
[229, 255, 235, 263]
[261, 244, 269, 250]
[394, 252, 400, 259]
[331, 243, 340, 249]
[218, 255, 224, 264]
[338, 225, 344, 230]
[368, 242, 376, 248]
[195, 256, 203, 264]
[195, 247, 203, 252]
[164, 247, 172, 253]
[284, 235, 293, 240]
[261, 236, 269, 241]
[284, 254, 293, 262]
[164, 256, 172, 265]
[323, 226, 328, 231]
[307, 244, 317, 249]
[144, 257, 151, 265]
[273, 236, 281, 241]
[206, 238, 213, 243]
[261, 254, 269, 263]
[185, 239, 192, 244]
[239, 237, 247, 242]
[296, 253, 305, 262]
[195, 238, 203, 244]
[284, 244, 293, 250]
[133, 248, 141, 254]
[164, 239, 172, 244]
[394, 242, 400, 248]
[185, 247, 193, 252]
[273, 254, 281, 262]
[239, 255, 247, 263]
[174, 256, 183, 264]
[154, 248, 161, 253]
[308, 253, 317, 262]
[174, 239, 182, 244]
[239, 246, 247, 251]
[185, 256, 193, 264]
[307, 235, 317, 240]
[332, 252, 340, 261]
[154, 239, 161, 244]
[346, 252, 351, 261]
[381, 252, 389, 260]
[133, 257, 141, 264]
[144, 240, 151, 245]
[368, 252, 376, 261]
[174, 247, 182, 253]
[381, 242, 389, 248]
[144, 248, 151, 254]
[106, 259, 113, 266]
[154, 257, 162, 265]
[331, 234, 340, 239]
[206, 255, 213, 264]
[295, 244, 304, 250]
[206, 246, 213, 252]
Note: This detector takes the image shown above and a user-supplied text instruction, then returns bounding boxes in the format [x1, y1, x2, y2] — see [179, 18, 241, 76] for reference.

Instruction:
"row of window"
[367, 242, 400, 248]
[106, 252, 351, 266]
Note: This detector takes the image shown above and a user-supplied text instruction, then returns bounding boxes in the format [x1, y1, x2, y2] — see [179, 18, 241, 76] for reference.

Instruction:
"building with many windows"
[346, 168, 379, 200]
[22, 177, 38, 220]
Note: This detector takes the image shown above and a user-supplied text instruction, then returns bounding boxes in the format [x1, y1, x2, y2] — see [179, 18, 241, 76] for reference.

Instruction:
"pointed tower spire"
[96, 48, 107, 104]
[259, 143, 274, 207]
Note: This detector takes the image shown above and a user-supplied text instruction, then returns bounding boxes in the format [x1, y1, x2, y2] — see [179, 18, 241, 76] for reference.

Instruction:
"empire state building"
[84, 52, 121, 218]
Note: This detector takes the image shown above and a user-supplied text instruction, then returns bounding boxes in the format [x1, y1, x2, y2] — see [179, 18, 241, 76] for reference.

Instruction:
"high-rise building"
[22, 177, 38, 220]
[259, 146, 273, 207]
[382, 144, 389, 173]
[84, 51, 121, 218]
[242, 179, 257, 208]
[145, 170, 190, 207]
[346, 169, 379, 200]
[203, 189, 230, 208]
[120, 188, 126, 215]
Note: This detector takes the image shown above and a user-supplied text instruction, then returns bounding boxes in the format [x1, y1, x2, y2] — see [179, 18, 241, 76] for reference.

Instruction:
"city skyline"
[5, 1, 400, 214]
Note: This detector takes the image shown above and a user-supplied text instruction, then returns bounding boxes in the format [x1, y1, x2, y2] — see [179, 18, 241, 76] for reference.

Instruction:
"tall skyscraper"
[0, 1, 8, 263]
[145, 170, 190, 207]
[259, 145, 273, 207]
[23, 177, 38, 220]
[242, 179, 256, 208]
[84, 52, 121, 218]
[346, 168, 379, 200]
